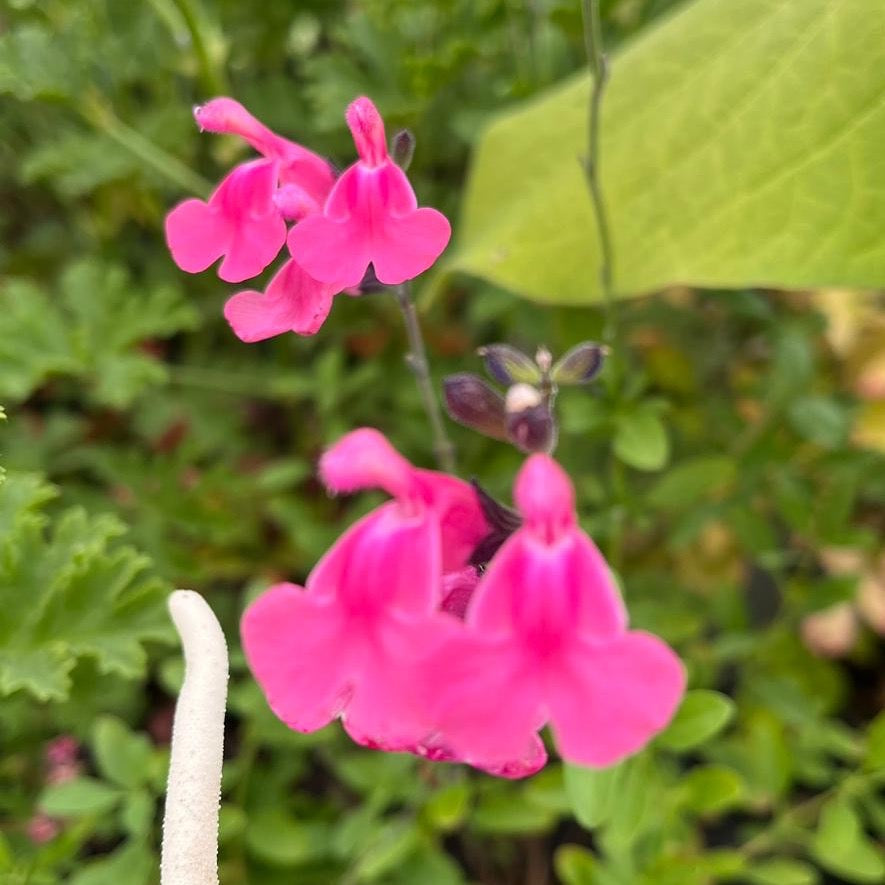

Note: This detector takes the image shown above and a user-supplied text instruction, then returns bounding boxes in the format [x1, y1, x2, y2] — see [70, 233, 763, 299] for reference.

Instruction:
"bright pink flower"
[288, 97, 451, 288]
[165, 98, 335, 284]
[242, 429, 487, 750]
[426, 454, 686, 771]
[224, 258, 341, 342]
[165, 159, 288, 283]
[194, 98, 334, 207]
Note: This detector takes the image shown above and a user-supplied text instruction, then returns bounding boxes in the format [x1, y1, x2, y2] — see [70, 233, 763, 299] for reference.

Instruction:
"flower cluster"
[165, 97, 450, 342]
[242, 428, 686, 776]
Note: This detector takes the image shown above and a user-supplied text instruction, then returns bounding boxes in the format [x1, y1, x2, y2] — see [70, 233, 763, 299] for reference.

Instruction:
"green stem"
[393, 283, 457, 473]
[80, 93, 211, 198]
[170, 0, 228, 96]
[581, 0, 617, 346]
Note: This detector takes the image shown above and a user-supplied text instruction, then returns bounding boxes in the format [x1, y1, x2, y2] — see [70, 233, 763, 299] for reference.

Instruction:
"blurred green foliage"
[1, 0, 885, 884]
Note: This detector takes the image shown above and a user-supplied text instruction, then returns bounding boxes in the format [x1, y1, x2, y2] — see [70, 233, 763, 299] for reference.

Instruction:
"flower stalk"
[393, 282, 456, 473]
[161, 591, 229, 885]
[581, 0, 617, 346]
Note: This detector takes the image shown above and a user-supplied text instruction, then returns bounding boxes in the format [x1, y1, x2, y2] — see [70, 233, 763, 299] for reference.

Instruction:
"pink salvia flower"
[426, 454, 686, 771]
[224, 258, 341, 342]
[242, 429, 487, 750]
[165, 98, 335, 284]
[165, 158, 288, 283]
[194, 98, 334, 206]
[288, 97, 452, 288]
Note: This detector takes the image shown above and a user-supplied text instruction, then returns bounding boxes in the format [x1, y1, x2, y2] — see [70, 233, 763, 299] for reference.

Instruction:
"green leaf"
[92, 716, 153, 788]
[68, 842, 153, 885]
[555, 845, 600, 885]
[0, 260, 198, 406]
[748, 858, 819, 885]
[39, 777, 123, 817]
[119, 790, 155, 839]
[647, 456, 737, 510]
[245, 808, 329, 867]
[613, 406, 669, 471]
[864, 710, 885, 771]
[0, 472, 172, 701]
[811, 797, 885, 883]
[787, 396, 850, 448]
[563, 761, 625, 829]
[423, 782, 471, 832]
[658, 690, 735, 751]
[448, 0, 885, 303]
[677, 764, 745, 814]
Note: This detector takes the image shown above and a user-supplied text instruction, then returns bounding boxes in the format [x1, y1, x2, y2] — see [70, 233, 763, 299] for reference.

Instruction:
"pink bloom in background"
[242, 429, 486, 751]
[289, 97, 451, 288]
[425, 455, 686, 771]
[166, 96, 451, 342]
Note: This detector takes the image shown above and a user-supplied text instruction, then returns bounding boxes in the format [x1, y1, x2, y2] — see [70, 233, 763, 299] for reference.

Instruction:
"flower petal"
[307, 501, 441, 617]
[548, 631, 686, 768]
[224, 259, 337, 342]
[241, 583, 352, 732]
[469, 531, 626, 643]
[319, 427, 416, 499]
[372, 205, 452, 285]
[426, 630, 543, 768]
[165, 197, 230, 274]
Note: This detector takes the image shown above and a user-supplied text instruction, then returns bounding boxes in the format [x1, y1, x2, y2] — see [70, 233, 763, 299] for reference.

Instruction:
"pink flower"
[241, 429, 487, 750]
[166, 159, 287, 283]
[27, 813, 59, 844]
[425, 454, 686, 771]
[165, 99, 335, 284]
[288, 97, 451, 288]
[223, 258, 341, 342]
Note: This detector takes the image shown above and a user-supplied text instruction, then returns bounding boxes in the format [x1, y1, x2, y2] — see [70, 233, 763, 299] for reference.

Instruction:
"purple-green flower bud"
[504, 383, 556, 453]
[390, 129, 416, 171]
[478, 344, 542, 387]
[551, 341, 608, 386]
[443, 373, 508, 440]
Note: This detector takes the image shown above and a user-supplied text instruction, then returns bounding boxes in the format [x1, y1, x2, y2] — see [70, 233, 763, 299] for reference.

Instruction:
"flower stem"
[581, 0, 617, 346]
[80, 92, 212, 198]
[161, 591, 228, 885]
[169, 0, 229, 97]
[393, 282, 457, 473]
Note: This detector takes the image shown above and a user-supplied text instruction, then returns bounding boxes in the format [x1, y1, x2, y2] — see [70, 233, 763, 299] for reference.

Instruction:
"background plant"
[1, 0, 884, 883]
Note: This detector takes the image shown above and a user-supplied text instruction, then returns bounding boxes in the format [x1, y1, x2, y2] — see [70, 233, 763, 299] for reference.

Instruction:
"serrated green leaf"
[448, 0, 885, 303]
[613, 407, 669, 471]
[658, 690, 735, 751]
[0, 259, 198, 406]
[811, 797, 885, 883]
[39, 777, 123, 817]
[0, 471, 172, 701]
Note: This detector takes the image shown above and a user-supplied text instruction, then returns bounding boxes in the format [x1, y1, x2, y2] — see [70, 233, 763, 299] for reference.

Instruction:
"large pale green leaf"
[449, 0, 885, 303]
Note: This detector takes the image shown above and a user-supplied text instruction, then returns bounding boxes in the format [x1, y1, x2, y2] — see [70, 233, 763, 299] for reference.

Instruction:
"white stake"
[161, 590, 229, 885]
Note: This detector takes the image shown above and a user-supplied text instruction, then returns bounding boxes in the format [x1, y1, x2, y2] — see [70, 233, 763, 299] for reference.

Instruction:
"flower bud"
[506, 402, 556, 454]
[551, 341, 607, 385]
[443, 373, 508, 440]
[390, 128, 416, 171]
[478, 344, 542, 387]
